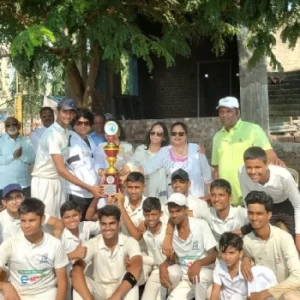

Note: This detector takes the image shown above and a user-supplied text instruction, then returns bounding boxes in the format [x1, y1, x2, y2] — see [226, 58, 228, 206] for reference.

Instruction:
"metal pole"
[196, 62, 200, 118]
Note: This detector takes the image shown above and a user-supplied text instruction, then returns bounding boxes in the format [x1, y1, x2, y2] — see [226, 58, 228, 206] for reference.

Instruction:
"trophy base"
[103, 174, 119, 196]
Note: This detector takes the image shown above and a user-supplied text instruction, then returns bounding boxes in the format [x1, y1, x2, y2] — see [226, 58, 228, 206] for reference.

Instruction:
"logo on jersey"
[192, 241, 199, 250]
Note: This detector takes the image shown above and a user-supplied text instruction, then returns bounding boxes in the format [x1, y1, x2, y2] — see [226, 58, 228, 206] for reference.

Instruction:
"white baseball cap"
[216, 96, 239, 109]
[166, 193, 188, 206]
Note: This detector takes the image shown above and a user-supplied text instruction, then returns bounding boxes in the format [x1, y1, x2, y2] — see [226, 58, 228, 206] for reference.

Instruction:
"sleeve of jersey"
[83, 239, 96, 264]
[87, 221, 101, 236]
[201, 219, 217, 251]
[238, 166, 251, 203]
[0, 239, 12, 267]
[127, 237, 142, 259]
[252, 125, 272, 150]
[48, 131, 63, 155]
[213, 263, 222, 285]
[53, 240, 69, 269]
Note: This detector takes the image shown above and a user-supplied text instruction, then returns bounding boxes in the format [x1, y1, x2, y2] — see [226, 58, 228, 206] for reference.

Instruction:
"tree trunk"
[65, 62, 85, 106]
[238, 27, 270, 133]
[82, 45, 101, 109]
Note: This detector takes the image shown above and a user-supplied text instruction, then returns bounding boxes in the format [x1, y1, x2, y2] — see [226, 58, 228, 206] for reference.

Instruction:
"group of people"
[0, 95, 299, 300]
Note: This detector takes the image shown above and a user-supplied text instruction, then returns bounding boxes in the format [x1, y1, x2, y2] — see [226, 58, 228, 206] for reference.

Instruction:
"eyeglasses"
[171, 132, 185, 137]
[150, 131, 164, 137]
[5, 122, 18, 128]
[4, 195, 23, 202]
[76, 121, 90, 127]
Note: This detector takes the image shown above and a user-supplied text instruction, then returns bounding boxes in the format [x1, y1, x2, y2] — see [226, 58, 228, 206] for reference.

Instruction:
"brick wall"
[120, 117, 300, 176]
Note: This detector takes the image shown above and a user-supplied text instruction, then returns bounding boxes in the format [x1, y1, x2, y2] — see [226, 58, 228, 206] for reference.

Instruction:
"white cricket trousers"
[0, 287, 57, 300]
[167, 267, 213, 300]
[142, 264, 182, 300]
[73, 277, 139, 300]
[31, 177, 66, 218]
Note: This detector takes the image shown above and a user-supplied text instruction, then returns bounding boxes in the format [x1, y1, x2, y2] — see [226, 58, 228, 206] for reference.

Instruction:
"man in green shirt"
[211, 96, 284, 206]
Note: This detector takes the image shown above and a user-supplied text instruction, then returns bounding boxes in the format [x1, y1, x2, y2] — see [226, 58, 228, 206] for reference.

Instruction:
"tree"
[0, 0, 299, 108]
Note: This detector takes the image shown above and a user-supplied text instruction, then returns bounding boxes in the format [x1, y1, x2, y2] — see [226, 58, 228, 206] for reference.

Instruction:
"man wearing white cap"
[211, 96, 283, 206]
[161, 193, 217, 300]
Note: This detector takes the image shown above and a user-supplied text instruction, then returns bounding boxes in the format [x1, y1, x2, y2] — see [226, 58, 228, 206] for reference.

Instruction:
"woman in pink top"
[143, 122, 213, 198]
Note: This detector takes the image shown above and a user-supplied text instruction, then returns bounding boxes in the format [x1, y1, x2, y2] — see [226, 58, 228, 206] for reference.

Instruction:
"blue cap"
[57, 98, 77, 111]
[3, 184, 23, 199]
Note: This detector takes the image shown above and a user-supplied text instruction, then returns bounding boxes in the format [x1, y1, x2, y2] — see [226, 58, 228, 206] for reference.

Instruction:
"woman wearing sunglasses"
[143, 121, 213, 199]
[121, 121, 169, 203]
[66, 108, 105, 219]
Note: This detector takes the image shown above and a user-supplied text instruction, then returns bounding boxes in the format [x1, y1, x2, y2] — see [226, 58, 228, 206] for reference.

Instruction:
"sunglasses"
[171, 131, 185, 137]
[150, 131, 164, 137]
[76, 121, 90, 127]
[5, 122, 18, 128]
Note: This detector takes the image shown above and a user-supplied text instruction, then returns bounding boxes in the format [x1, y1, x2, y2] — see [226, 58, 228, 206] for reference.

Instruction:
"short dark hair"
[171, 122, 188, 136]
[219, 232, 243, 252]
[60, 201, 81, 218]
[94, 113, 106, 120]
[39, 107, 54, 116]
[143, 197, 161, 212]
[243, 147, 267, 164]
[245, 191, 273, 212]
[98, 205, 121, 221]
[210, 179, 232, 195]
[126, 172, 145, 184]
[145, 122, 169, 150]
[167, 202, 187, 210]
[18, 198, 45, 217]
[71, 107, 94, 127]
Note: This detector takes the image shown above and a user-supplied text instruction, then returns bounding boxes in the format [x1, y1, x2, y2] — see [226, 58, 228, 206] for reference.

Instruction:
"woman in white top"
[143, 122, 213, 198]
[98, 120, 133, 174]
[66, 108, 105, 219]
[122, 122, 170, 204]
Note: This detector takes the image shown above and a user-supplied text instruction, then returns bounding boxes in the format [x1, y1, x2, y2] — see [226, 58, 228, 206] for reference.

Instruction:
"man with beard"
[211, 96, 283, 207]
[0, 117, 35, 198]
[31, 107, 55, 151]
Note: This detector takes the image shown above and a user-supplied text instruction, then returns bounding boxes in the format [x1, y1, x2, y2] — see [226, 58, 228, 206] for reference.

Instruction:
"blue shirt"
[0, 134, 35, 189]
[89, 132, 106, 146]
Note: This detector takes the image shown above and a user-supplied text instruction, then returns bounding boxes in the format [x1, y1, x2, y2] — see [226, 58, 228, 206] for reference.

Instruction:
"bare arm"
[0, 282, 20, 300]
[52, 154, 103, 198]
[213, 166, 219, 180]
[55, 267, 68, 300]
[71, 260, 93, 300]
[210, 283, 221, 300]
[85, 197, 99, 221]
[265, 149, 285, 167]
[46, 216, 64, 238]
[109, 255, 142, 299]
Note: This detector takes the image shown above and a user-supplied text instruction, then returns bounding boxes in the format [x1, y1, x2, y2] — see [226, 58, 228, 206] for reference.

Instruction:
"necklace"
[172, 144, 187, 157]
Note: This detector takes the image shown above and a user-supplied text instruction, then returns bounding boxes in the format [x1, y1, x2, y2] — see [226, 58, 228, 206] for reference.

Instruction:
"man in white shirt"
[31, 98, 103, 217]
[239, 146, 300, 253]
[0, 198, 69, 300]
[31, 107, 54, 152]
[0, 117, 35, 198]
[0, 183, 64, 244]
[71, 205, 143, 300]
[161, 193, 217, 300]
[242, 191, 300, 300]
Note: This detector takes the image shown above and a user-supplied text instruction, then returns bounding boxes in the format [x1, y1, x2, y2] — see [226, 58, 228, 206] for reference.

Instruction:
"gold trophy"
[103, 121, 120, 195]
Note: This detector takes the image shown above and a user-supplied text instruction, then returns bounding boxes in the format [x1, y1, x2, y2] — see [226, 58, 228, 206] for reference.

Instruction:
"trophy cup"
[103, 120, 120, 195]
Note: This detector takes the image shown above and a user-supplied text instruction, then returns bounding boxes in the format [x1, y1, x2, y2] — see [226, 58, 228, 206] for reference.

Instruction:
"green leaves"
[11, 24, 55, 59]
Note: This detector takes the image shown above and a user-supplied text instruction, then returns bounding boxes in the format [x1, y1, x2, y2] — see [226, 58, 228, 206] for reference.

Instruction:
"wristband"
[123, 271, 137, 288]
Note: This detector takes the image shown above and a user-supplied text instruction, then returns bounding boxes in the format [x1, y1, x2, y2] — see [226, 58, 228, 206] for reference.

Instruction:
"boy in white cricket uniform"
[0, 183, 64, 243]
[71, 205, 143, 300]
[162, 193, 217, 300]
[31, 98, 103, 217]
[0, 198, 68, 300]
[141, 197, 181, 300]
[239, 146, 300, 252]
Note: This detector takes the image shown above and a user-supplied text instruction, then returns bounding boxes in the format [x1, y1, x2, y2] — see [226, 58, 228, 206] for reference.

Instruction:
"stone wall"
[120, 117, 300, 175]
